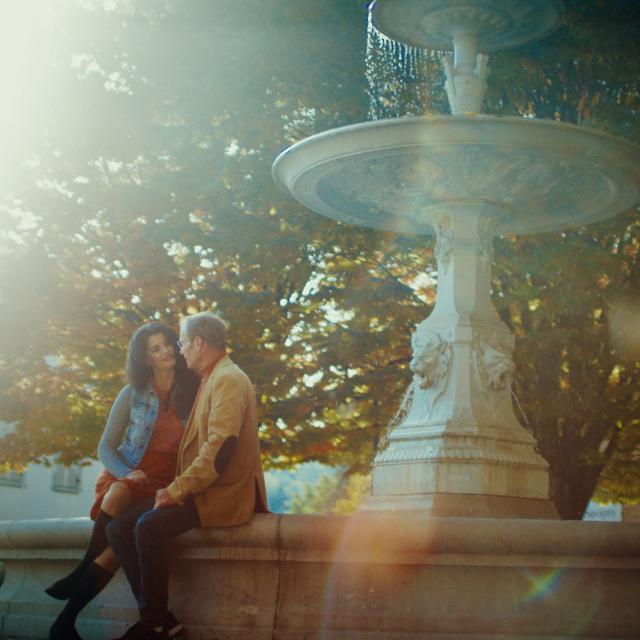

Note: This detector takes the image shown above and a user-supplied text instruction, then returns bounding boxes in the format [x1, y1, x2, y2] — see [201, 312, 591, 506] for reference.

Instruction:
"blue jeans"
[106, 496, 201, 626]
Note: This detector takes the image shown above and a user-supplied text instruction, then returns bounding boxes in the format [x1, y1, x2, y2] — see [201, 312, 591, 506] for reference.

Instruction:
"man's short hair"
[181, 312, 227, 351]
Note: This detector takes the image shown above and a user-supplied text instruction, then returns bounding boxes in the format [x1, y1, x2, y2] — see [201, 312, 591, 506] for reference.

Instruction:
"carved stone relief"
[374, 439, 547, 469]
[478, 213, 498, 266]
[443, 53, 489, 115]
[410, 330, 452, 390]
[433, 214, 454, 274]
[473, 333, 515, 391]
[311, 140, 616, 235]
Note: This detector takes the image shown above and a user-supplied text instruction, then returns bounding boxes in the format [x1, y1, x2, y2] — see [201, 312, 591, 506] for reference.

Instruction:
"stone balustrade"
[1, 513, 639, 639]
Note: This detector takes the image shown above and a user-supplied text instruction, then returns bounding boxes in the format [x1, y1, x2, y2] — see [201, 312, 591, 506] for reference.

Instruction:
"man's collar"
[200, 353, 229, 381]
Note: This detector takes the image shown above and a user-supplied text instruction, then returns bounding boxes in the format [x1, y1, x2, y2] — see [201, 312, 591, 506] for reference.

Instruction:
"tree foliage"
[0, 0, 427, 470]
[0, 0, 639, 518]
[289, 472, 371, 515]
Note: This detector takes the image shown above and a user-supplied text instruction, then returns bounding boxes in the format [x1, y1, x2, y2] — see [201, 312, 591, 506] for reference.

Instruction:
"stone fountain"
[272, 0, 640, 518]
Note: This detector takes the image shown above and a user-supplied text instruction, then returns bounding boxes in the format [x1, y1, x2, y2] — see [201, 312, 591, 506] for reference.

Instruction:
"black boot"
[49, 561, 113, 640]
[46, 509, 113, 600]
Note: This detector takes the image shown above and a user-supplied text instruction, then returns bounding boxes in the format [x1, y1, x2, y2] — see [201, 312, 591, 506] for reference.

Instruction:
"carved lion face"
[410, 331, 451, 388]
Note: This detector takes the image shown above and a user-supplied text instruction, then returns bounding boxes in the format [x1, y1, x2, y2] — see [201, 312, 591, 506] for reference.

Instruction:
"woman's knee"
[102, 481, 132, 515]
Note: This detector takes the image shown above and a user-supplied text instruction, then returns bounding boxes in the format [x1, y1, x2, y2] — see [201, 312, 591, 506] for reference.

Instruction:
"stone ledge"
[1, 514, 639, 639]
[3, 513, 638, 558]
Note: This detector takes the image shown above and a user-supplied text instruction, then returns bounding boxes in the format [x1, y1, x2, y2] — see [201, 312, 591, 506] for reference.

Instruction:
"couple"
[46, 312, 269, 640]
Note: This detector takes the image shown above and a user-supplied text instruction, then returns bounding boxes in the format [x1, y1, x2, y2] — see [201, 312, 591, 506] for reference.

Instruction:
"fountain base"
[365, 492, 558, 519]
[369, 431, 558, 519]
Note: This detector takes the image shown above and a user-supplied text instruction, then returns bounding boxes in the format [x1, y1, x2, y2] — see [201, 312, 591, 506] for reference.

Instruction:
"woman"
[46, 322, 199, 640]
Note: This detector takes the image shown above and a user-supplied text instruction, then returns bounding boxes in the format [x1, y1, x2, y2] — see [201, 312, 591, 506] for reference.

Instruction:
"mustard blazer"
[166, 355, 268, 527]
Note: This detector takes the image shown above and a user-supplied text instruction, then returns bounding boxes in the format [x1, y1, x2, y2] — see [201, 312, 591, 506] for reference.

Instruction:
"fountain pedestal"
[368, 205, 555, 517]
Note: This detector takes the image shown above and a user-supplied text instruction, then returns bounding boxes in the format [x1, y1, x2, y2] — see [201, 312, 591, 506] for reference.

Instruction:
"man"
[107, 312, 268, 640]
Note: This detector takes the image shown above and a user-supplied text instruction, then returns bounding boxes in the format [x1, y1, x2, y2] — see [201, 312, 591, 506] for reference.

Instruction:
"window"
[51, 465, 82, 494]
[0, 470, 26, 488]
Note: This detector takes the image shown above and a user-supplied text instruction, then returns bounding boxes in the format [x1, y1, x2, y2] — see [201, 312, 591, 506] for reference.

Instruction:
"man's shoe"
[112, 620, 169, 640]
[165, 611, 183, 638]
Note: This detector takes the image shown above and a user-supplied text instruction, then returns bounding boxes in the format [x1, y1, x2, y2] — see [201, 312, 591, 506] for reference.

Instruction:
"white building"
[582, 500, 622, 522]
[0, 460, 102, 521]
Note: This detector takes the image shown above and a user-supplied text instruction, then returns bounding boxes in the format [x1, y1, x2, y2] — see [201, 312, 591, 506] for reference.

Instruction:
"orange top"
[147, 386, 184, 454]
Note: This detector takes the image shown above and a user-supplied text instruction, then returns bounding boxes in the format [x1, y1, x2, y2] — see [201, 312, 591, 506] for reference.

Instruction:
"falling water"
[365, 11, 448, 120]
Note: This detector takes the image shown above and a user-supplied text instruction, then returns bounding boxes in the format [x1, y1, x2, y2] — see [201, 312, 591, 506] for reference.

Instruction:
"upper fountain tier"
[272, 115, 640, 235]
[371, 0, 563, 51]
[272, 0, 640, 236]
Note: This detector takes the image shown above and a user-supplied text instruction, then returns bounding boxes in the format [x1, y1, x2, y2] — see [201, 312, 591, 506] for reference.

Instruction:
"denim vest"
[98, 383, 184, 478]
[116, 385, 160, 470]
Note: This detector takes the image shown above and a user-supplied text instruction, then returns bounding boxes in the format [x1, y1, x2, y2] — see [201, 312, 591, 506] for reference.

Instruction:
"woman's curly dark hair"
[126, 322, 199, 421]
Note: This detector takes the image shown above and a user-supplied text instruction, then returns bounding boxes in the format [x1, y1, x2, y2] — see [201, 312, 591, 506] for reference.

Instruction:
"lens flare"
[520, 566, 564, 604]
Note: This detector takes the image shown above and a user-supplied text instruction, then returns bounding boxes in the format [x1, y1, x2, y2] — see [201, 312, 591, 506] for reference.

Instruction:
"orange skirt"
[90, 450, 177, 520]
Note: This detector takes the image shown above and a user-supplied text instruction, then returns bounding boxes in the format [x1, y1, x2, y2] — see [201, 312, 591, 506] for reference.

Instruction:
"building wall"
[0, 461, 102, 521]
[0, 461, 312, 520]
[583, 500, 622, 521]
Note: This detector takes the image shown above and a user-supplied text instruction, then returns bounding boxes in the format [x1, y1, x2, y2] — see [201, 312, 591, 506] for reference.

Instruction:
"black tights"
[45, 509, 113, 600]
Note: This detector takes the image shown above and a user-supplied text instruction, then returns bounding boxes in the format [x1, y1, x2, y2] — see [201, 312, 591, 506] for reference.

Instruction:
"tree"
[289, 471, 371, 515]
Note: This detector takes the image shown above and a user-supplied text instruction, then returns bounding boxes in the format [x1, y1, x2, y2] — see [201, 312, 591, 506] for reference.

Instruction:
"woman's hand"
[125, 469, 149, 485]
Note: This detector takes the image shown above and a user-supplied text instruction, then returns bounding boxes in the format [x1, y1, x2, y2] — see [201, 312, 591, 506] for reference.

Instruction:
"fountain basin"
[273, 115, 640, 235]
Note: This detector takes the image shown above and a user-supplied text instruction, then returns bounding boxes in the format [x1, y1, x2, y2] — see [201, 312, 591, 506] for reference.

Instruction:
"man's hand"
[125, 469, 149, 485]
[154, 487, 177, 509]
